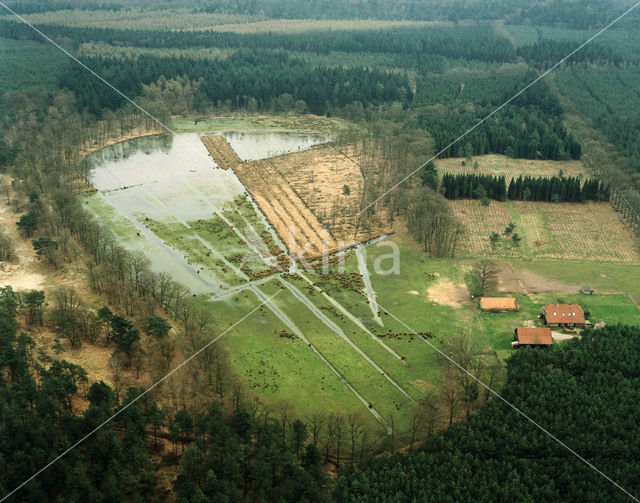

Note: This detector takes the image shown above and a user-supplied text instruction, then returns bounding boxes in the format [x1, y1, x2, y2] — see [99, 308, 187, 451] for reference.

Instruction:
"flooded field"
[82, 129, 426, 431]
[83, 132, 328, 294]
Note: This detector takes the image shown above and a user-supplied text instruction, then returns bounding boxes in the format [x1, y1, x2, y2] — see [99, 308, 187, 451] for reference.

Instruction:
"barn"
[540, 304, 585, 328]
[479, 297, 519, 312]
[512, 327, 553, 348]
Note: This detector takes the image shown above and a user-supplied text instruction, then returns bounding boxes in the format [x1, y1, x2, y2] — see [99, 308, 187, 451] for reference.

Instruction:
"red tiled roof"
[542, 304, 585, 324]
[516, 328, 553, 345]
[480, 297, 518, 311]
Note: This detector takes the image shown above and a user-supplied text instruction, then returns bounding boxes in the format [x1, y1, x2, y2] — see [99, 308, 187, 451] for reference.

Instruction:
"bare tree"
[440, 365, 461, 427]
[445, 331, 486, 417]
[309, 412, 325, 448]
[419, 390, 441, 439]
[109, 353, 127, 404]
[331, 414, 346, 466]
[387, 411, 396, 454]
[130, 341, 145, 380]
[473, 260, 498, 296]
[276, 400, 293, 450]
[407, 407, 422, 453]
[231, 375, 245, 411]
[407, 187, 464, 258]
[347, 412, 364, 465]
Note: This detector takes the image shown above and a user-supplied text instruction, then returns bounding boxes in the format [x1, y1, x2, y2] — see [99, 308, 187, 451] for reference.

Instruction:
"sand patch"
[0, 268, 45, 291]
[494, 261, 579, 295]
[427, 279, 470, 308]
[412, 379, 432, 392]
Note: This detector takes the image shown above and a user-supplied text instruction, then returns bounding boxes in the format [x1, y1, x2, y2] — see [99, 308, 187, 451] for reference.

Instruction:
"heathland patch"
[435, 154, 588, 181]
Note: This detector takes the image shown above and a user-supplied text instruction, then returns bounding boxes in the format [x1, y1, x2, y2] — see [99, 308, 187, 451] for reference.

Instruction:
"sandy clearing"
[427, 278, 470, 308]
[0, 267, 44, 291]
[494, 261, 580, 295]
[0, 202, 45, 292]
[412, 379, 433, 392]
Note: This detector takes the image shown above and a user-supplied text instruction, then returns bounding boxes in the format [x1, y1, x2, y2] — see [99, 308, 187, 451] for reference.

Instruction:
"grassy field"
[203, 288, 381, 424]
[510, 259, 640, 302]
[435, 154, 589, 181]
[451, 200, 640, 263]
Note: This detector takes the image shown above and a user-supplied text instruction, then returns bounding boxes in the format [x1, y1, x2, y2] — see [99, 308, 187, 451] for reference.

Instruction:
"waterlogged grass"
[84, 193, 141, 243]
[143, 217, 245, 286]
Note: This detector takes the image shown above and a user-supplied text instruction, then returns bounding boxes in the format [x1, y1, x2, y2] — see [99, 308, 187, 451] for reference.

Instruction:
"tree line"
[440, 173, 609, 203]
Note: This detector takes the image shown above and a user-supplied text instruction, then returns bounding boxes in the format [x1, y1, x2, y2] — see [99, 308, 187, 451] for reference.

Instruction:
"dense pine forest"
[337, 325, 640, 502]
[2, 0, 640, 501]
[440, 173, 609, 202]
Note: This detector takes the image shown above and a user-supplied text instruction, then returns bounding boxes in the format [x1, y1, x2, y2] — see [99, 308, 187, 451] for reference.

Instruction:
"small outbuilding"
[512, 327, 553, 348]
[540, 304, 585, 328]
[480, 297, 519, 312]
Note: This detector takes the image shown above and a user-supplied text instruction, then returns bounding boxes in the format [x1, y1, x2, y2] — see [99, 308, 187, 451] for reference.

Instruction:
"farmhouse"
[479, 297, 519, 312]
[512, 327, 553, 348]
[540, 304, 585, 328]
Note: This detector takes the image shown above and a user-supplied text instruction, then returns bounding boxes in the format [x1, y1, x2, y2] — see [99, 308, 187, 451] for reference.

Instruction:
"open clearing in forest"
[451, 200, 640, 263]
[172, 115, 351, 134]
[83, 128, 640, 438]
[82, 130, 421, 434]
[436, 154, 589, 181]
